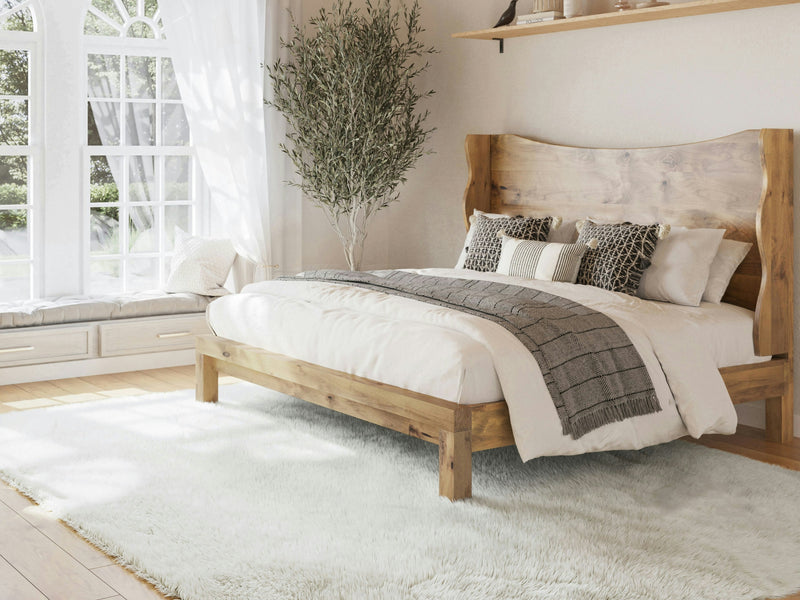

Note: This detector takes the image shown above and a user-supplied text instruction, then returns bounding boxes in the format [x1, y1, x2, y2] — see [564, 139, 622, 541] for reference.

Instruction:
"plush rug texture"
[0, 383, 799, 600]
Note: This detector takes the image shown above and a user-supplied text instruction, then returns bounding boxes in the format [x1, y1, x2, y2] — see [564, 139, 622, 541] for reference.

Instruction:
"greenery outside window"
[85, 0, 197, 294]
[0, 0, 38, 302]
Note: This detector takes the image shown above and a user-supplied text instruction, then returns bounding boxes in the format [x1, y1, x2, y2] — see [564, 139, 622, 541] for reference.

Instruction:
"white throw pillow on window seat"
[164, 228, 237, 296]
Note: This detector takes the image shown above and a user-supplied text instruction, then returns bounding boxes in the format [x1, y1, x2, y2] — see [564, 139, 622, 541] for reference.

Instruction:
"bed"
[195, 129, 794, 501]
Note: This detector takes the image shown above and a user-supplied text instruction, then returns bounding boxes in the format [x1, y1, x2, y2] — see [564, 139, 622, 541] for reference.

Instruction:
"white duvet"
[208, 268, 766, 461]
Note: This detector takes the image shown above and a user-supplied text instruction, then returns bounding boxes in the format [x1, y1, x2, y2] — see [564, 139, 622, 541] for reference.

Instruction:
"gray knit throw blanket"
[287, 270, 661, 439]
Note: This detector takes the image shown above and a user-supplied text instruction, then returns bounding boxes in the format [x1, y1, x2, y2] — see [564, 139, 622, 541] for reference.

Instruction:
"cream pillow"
[496, 233, 594, 283]
[637, 227, 724, 306]
[702, 239, 753, 304]
[164, 228, 237, 296]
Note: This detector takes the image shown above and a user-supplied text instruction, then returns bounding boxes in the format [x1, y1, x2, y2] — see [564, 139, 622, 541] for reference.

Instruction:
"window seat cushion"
[0, 291, 211, 329]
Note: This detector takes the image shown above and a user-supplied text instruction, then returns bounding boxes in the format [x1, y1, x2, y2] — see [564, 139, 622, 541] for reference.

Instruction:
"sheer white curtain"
[158, 0, 301, 282]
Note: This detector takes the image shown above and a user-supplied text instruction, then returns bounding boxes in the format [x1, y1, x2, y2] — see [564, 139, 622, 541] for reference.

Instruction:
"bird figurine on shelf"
[493, 0, 518, 27]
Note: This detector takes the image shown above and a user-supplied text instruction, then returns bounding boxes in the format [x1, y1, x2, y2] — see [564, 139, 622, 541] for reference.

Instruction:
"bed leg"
[196, 351, 218, 403]
[766, 393, 794, 444]
[439, 430, 472, 501]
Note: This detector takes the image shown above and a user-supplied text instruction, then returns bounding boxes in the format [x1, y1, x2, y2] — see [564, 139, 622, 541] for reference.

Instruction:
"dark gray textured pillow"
[576, 220, 661, 295]
[463, 215, 552, 272]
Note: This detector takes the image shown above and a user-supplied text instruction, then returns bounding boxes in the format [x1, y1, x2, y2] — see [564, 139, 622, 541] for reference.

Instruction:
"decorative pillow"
[495, 233, 595, 283]
[463, 214, 552, 272]
[637, 227, 725, 306]
[702, 239, 753, 303]
[455, 210, 510, 269]
[164, 228, 237, 296]
[575, 220, 666, 295]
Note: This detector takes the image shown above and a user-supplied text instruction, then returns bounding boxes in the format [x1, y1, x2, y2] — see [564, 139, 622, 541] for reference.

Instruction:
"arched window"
[0, 0, 39, 301]
[84, 0, 196, 294]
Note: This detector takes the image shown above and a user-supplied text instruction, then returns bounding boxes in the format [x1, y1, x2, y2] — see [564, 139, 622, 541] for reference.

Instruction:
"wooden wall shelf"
[452, 0, 800, 41]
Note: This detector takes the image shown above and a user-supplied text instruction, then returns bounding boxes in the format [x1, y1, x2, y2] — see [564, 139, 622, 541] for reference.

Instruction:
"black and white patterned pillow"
[464, 215, 551, 272]
[576, 220, 661, 295]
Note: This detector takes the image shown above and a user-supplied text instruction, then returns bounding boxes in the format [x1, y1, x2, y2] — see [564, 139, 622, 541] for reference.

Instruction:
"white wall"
[298, 0, 800, 433]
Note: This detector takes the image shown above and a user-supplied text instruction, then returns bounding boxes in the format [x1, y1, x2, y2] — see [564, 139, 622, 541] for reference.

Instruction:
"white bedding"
[207, 268, 766, 461]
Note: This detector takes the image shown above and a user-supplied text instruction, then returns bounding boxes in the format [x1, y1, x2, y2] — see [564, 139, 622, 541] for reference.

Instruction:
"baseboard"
[735, 401, 800, 439]
[0, 349, 196, 386]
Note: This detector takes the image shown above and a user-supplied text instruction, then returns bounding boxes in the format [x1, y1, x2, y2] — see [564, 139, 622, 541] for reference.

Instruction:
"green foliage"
[267, 0, 435, 268]
[90, 182, 120, 204]
[0, 2, 33, 32]
[0, 183, 26, 205]
[0, 208, 25, 231]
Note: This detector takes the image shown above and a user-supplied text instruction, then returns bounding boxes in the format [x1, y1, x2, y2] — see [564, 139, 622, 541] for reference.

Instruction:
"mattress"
[208, 268, 764, 406]
[207, 268, 757, 460]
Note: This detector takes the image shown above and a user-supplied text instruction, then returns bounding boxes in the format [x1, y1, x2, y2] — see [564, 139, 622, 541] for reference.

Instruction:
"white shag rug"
[0, 383, 799, 600]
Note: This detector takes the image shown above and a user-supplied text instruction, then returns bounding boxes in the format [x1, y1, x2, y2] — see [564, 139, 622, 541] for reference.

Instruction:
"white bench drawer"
[0, 327, 94, 366]
[99, 314, 210, 357]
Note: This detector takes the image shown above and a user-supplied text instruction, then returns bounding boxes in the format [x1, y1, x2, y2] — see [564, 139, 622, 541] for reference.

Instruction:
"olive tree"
[268, 0, 435, 270]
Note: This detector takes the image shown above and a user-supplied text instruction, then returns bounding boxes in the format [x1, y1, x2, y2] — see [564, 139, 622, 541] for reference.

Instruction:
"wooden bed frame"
[196, 129, 794, 501]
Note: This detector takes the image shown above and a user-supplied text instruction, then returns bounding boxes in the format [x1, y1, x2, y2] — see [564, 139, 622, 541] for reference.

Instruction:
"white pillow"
[455, 210, 510, 269]
[496, 234, 593, 283]
[702, 239, 753, 304]
[164, 228, 237, 296]
[637, 227, 724, 306]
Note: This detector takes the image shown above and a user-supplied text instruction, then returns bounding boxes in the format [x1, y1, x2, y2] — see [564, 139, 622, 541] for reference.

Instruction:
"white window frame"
[0, 0, 43, 300]
[82, 8, 205, 294]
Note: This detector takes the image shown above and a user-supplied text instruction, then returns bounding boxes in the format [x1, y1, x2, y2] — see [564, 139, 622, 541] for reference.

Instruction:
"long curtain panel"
[158, 0, 301, 281]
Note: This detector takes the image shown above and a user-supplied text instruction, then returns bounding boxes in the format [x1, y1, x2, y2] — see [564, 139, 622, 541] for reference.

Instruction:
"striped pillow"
[496, 233, 593, 282]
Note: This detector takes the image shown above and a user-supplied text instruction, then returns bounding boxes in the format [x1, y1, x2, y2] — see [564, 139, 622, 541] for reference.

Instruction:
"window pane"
[121, 0, 137, 17]
[0, 155, 27, 204]
[0, 208, 27, 258]
[0, 99, 27, 145]
[89, 259, 121, 294]
[0, 262, 29, 301]
[161, 58, 180, 100]
[126, 102, 155, 146]
[145, 0, 158, 19]
[162, 104, 189, 146]
[90, 0, 125, 25]
[129, 156, 156, 202]
[127, 257, 158, 290]
[129, 205, 156, 252]
[90, 155, 121, 202]
[165, 206, 190, 250]
[126, 56, 155, 99]
[0, 49, 27, 96]
[90, 207, 119, 254]
[88, 101, 121, 145]
[127, 20, 154, 38]
[0, 6, 33, 32]
[87, 54, 120, 99]
[164, 156, 190, 201]
[83, 11, 119, 36]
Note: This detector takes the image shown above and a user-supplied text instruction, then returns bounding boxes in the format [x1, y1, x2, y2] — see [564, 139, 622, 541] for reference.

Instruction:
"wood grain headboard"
[462, 130, 794, 358]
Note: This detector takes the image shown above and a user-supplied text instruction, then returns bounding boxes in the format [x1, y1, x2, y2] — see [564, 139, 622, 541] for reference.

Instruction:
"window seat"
[0, 291, 211, 329]
[0, 291, 214, 383]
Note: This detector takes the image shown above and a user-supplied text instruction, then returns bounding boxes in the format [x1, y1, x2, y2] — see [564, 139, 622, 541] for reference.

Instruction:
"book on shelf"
[516, 10, 564, 23]
[531, 0, 564, 11]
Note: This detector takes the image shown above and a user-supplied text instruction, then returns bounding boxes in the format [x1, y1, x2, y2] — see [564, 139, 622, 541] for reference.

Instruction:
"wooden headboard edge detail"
[463, 135, 491, 229]
[462, 130, 794, 357]
[754, 129, 794, 357]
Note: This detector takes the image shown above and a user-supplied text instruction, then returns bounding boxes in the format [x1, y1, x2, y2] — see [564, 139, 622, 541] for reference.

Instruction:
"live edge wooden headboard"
[462, 130, 794, 359]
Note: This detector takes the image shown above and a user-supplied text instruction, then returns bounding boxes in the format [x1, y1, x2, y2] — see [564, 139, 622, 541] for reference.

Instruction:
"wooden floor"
[0, 366, 798, 600]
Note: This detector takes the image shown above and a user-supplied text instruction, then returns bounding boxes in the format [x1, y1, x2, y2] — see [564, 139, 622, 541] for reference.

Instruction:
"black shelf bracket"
[492, 37, 504, 53]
